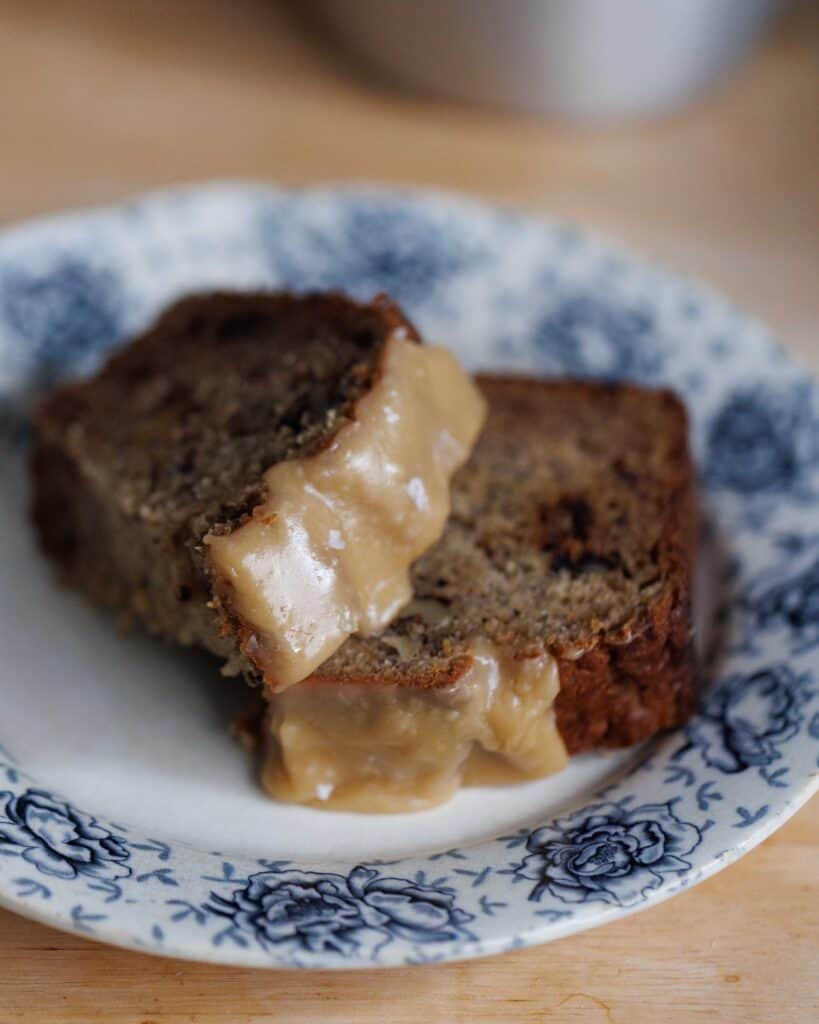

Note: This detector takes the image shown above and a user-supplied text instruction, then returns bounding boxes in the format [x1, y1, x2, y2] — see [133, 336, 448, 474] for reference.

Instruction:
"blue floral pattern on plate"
[204, 865, 474, 959]
[0, 183, 816, 968]
[258, 193, 489, 310]
[532, 294, 661, 381]
[514, 799, 701, 906]
[684, 666, 813, 775]
[1, 259, 123, 384]
[0, 789, 130, 882]
[705, 382, 819, 498]
[748, 554, 819, 654]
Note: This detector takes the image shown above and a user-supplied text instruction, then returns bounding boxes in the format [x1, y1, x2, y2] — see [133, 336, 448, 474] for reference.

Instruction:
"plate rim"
[0, 774, 815, 970]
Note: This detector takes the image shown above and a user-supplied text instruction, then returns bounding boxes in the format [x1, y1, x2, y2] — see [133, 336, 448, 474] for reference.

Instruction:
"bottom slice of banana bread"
[260, 376, 697, 811]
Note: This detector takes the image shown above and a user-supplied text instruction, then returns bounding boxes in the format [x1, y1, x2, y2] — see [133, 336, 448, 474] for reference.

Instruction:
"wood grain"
[0, 0, 817, 1020]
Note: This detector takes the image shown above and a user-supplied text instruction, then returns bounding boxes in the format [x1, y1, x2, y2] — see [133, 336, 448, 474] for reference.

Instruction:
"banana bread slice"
[261, 376, 696, 810]
[30, 291, 486, 685]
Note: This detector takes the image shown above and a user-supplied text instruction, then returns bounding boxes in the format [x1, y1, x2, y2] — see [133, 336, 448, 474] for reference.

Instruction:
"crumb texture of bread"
[311, 377, 697, 753]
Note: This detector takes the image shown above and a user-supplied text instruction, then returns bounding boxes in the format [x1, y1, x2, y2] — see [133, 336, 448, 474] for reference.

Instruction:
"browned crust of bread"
[483, 377, 698, 754]
[554, 386, 697, 753]
[299, 652, 474, 692]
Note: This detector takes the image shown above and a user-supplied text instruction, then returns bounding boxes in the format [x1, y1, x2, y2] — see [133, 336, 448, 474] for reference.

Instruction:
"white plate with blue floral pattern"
[0, 183, 817, 968]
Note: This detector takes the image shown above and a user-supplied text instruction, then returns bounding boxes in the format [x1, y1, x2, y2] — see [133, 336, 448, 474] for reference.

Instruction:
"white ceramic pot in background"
[313, 0, 784, 121]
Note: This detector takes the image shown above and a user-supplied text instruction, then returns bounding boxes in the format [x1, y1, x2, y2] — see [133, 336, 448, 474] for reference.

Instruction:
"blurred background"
[0, 0, 817, 359]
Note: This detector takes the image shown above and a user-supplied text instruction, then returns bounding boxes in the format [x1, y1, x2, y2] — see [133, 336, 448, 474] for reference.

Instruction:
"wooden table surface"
[1, 1, 817, 1021]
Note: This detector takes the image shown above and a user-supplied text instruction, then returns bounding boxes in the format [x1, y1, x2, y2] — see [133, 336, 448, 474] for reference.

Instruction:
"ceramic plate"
[0, 183, 817, 968]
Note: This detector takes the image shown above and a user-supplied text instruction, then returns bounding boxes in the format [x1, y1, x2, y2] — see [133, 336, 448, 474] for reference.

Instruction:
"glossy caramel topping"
[206, 333, 486, 689]
[262, 642, 567, 812]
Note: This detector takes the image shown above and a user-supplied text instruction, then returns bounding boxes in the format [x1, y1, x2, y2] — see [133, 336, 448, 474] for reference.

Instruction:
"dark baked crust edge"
[552, 382, 697, 753]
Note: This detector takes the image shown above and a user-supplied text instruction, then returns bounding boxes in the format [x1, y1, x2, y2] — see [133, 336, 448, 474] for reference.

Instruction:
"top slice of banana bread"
[30, 290, 424, 669]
